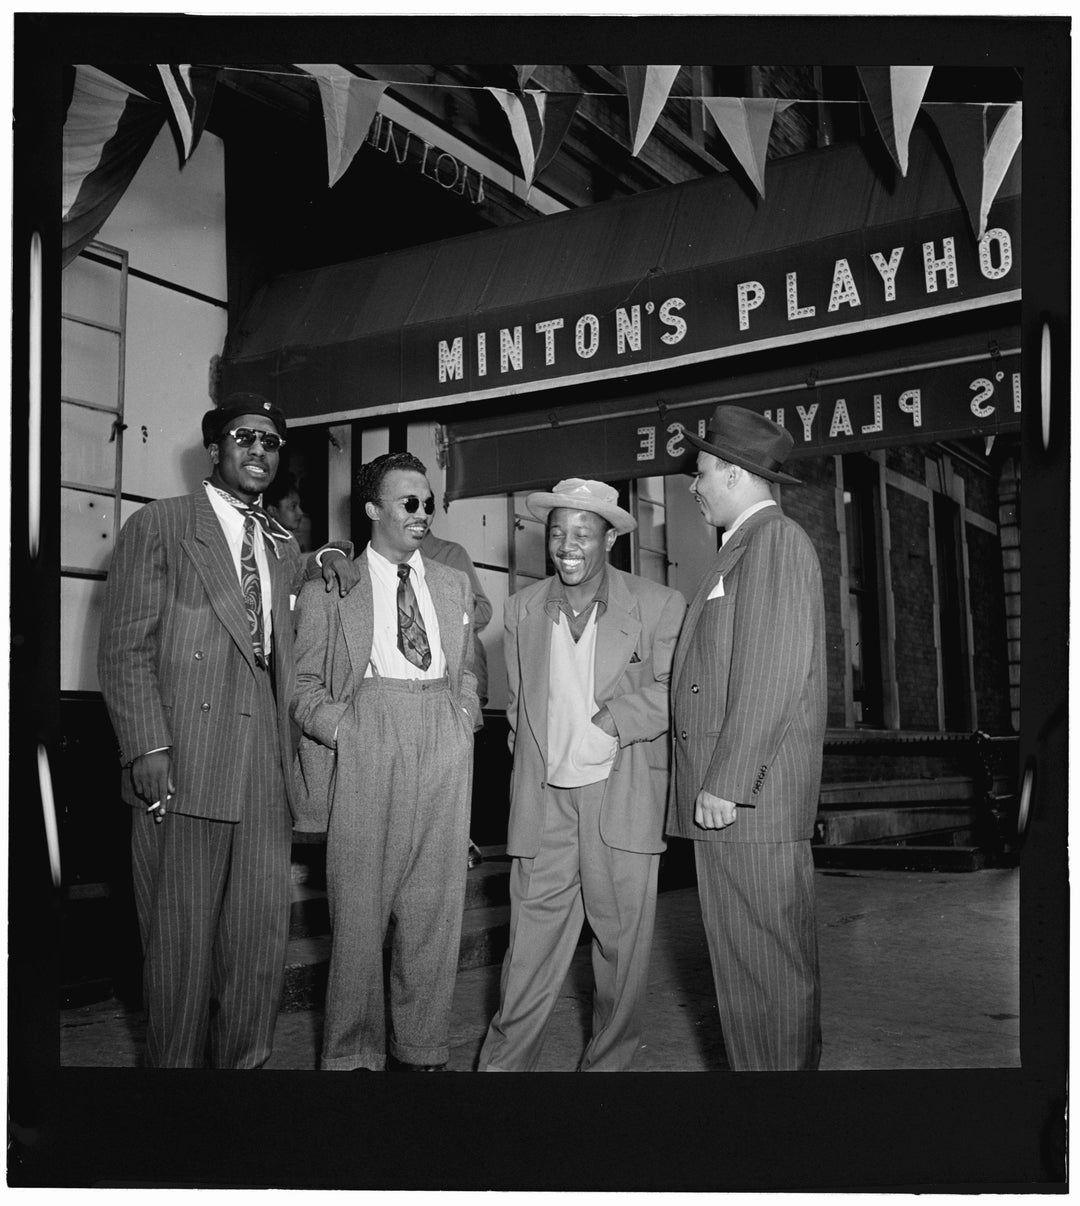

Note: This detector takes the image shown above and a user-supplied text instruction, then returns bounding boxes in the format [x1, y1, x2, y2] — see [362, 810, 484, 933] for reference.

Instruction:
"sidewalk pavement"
[60, 866, 1020, 1072]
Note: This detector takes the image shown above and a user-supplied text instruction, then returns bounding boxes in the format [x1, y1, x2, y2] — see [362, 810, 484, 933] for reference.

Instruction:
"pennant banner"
[299, 65, 387, 187]
[157, 64, 219, 163]
[62, 65, 166, 267]
[624, 65, 680, 156]
[489, 87, 581, 188]
[702, 97, 793, 197]
[857, 65, 933, 177]
[925, 101, 1022, 240]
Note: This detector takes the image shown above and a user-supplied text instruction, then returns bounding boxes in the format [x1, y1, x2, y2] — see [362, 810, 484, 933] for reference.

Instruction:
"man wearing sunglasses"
[292, 451, 480, 1072]
[98, 392, 358, 1068]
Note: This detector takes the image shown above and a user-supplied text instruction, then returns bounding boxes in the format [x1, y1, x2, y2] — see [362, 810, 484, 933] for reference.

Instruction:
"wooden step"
[814, 803, 975, 846]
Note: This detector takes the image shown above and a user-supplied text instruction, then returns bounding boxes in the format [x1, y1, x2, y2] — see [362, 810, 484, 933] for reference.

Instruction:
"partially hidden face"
[547, 507, 616, 589]
[370, 468, 433, 561]
[268, 489, 304, 532]
[209, 413, 281, 503]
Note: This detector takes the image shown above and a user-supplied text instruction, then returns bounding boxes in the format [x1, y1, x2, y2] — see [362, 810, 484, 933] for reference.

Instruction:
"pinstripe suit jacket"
[289, 550, 480, 832]
[667, 506, 827, 843]
[98, 490, 304, 822]
[505, 567, 686, 856]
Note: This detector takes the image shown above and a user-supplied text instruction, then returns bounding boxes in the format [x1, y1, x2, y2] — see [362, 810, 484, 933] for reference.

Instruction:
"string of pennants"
[62, 62, 1022, 269]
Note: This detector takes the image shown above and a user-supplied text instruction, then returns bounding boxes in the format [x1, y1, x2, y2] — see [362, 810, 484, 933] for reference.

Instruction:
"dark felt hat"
[680, 405, 801, 485]
[202, 392, 288, 447]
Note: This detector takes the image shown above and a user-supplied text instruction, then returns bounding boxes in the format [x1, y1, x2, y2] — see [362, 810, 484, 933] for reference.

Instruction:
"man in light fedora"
[668, 405, 827, 1071]
[479, 479, 686, 1071]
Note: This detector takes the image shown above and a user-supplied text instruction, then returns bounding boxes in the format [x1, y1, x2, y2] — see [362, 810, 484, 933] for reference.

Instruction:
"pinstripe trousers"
[321, 676, 473, 1071]
[695, 839, 821, 1071]
[130, 673, 292, 1069]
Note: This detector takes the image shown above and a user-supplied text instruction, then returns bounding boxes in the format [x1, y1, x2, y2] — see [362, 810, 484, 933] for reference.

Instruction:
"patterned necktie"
[240, 514, 267, 668]
[396, 563, 432, 670]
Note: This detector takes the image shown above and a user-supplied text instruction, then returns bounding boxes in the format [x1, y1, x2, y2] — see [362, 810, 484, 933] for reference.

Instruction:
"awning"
[219, 128, 1020, 425]
[442, 309, 1022, 499]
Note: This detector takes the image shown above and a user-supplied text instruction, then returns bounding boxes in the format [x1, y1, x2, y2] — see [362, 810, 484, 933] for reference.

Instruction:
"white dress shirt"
[721, 498, 777, 547]
[365, 545, 446, 679]
[204, 480, 274, 656]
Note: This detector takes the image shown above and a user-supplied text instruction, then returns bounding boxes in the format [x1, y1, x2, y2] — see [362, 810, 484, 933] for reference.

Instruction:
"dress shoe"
[467, 839, 484, 869]
[386, 1053, 447, 1072]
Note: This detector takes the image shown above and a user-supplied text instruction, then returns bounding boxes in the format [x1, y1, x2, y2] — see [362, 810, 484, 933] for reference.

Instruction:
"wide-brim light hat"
[526, 478, 637, 534]
[681, 405, 801, 485]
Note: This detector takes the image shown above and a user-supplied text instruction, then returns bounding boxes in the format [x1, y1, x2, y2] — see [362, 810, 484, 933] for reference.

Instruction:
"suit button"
[690, 683, 699, 693]
[680, 730, 688, 740]
[201, 703, 211, 712]
[194, 651, 204, 660]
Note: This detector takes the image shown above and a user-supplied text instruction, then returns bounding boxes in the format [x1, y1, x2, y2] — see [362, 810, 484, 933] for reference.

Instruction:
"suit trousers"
[321, 675, 472, 1071]
[695, 838, 821, 1071]
[479, 780, 660, 1072]
[130, 672, 292, 1069]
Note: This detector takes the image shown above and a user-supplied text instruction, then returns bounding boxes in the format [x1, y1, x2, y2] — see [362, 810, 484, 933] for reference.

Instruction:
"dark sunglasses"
[226, 427, 286, 452]
[383, 495, 435, 515]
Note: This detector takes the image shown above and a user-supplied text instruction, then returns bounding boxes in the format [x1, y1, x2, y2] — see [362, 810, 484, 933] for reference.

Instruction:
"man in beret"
[98, 391, 357, 1068]
[478, 479, 686, 1071]
[668, 405, 827, 1071]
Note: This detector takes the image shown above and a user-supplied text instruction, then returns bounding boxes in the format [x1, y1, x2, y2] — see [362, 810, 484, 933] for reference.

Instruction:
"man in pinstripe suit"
[98, 393, 355, 1069]
[668, 406, 827, 1071]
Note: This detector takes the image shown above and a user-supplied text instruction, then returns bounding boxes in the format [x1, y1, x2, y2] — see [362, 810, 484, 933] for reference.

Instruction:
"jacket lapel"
[181, 491, 259, 674]
[673, 509, 773, 689]
[425, 556, 464, 686]
[518, 579, 555, 760]
[594, 569, 642, 703]
[337, 551, 374, 676]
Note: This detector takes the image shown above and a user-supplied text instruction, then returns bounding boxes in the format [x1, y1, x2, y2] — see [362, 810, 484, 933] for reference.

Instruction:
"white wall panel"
[61, 490, 114, 573]
[96, 125, 227, 301]
[61, 577, 106, 693]
[121, 275, 228, 500]
[476, 566, 508, 712]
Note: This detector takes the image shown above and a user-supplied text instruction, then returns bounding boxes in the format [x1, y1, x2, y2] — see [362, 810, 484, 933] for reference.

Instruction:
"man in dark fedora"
[99, 391, 356, 1068]
[479, 479, 685, 1071]
[668, 406, 827, 1071]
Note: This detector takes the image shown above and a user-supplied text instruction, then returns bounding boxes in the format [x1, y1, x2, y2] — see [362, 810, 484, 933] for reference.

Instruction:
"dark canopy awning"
[220, 128, 1020, 425]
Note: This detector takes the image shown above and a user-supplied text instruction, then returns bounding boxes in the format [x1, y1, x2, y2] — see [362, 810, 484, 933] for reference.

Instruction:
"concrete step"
[814, 803, 975, 846]
[281, 900, 528, 1013]
[818, 775, 974, 808]
[812, 843, 987, 872]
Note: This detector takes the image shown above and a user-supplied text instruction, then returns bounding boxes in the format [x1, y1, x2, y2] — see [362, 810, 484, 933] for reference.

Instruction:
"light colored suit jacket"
[667, 506, 827, 843]
[505, 567, 686, 857]
[289, 549, 480, 831]
[98, 490, 303, 822]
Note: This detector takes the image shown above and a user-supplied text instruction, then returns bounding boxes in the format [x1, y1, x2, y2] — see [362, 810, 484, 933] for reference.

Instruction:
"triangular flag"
[63, 66, 166, 267]
[624, 65, 680, 156]
[156, 64, 219, 163]
[489, 87, 581, 188]
[980, 102, 1022, 235]
[857, 66, 933, 176]
[925, 101, 1022, 240]
[702, 97, 793, 197]
[515, 65, 537, 90]
[299, 66, 387, 187]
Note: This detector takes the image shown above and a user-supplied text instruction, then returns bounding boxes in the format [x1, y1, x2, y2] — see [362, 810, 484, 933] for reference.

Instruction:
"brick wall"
[782, 455, 846, 726]
[966, 523, 1012, 733]
[886, 482, 940, 730]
